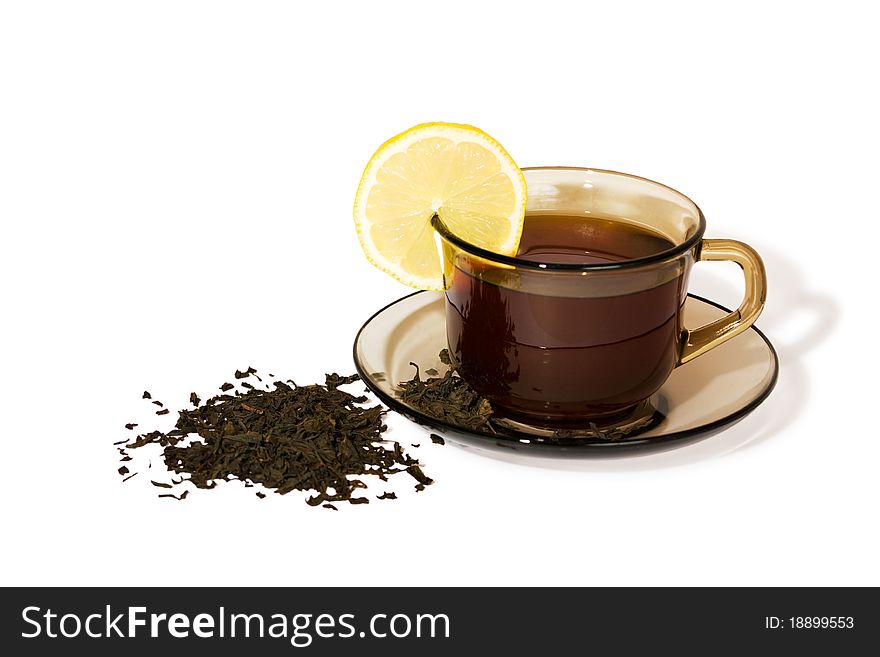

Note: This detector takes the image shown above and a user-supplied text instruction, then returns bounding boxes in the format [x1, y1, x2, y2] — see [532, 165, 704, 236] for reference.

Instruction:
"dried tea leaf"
[142, 391, 152, 399]
[189, 392, 201, 406]
[377, 492, 397, 500]
[158, 490, 188, 501]
[123, 424, 138, 431]
[325, 373, 360, 388]
[219, 382, 234, 392]
[406, 465, 433, 486]
[430, 433, 445, 445]
[156, 408, 170, 416]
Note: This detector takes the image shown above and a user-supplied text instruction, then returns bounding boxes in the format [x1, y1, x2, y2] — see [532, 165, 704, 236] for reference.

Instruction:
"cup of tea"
[433, 167, 766, 427]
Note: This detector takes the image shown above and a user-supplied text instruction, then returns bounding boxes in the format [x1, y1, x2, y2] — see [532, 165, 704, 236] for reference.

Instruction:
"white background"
[1, 0, 877, 586]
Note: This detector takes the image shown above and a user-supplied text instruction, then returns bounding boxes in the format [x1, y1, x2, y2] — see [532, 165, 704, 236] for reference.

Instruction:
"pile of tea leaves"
[396, 349, 493, 432]
[116, 370, 432, 508]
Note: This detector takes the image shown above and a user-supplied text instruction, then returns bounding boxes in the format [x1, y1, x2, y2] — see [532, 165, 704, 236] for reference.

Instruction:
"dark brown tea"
[514, 214, 673, 265]
[445, 214, 686, 423]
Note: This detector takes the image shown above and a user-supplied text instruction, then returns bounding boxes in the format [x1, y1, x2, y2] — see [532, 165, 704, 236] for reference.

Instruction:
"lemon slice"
[353, 122, 527, 291]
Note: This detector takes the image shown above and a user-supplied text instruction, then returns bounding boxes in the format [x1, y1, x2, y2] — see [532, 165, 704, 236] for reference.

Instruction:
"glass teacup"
[434, 167, 766, 428]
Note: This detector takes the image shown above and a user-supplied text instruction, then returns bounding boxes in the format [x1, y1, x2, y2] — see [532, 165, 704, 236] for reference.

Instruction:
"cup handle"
[679, 239, 767, 365]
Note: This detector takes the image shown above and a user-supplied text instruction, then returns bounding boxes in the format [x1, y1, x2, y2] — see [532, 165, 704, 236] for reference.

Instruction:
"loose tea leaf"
[152, 400, 164, 407]
[407, 465, 433, 487]
[325, 372, 359, 388]
[377, 492, 397, 500]
[430, 433, 445, 445]
[123, 424, 137, 431]
[189, 392, 200, 406]
[158, 490, 188, 501]
[142, 391, 152, 399]
[156, 408, 170, 416]
[235, 367, 257, 379]
[119, 368, 430, 507]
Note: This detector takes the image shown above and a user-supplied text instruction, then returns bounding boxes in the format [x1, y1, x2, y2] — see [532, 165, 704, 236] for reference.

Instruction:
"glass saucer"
[353, 292, 778, 457]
